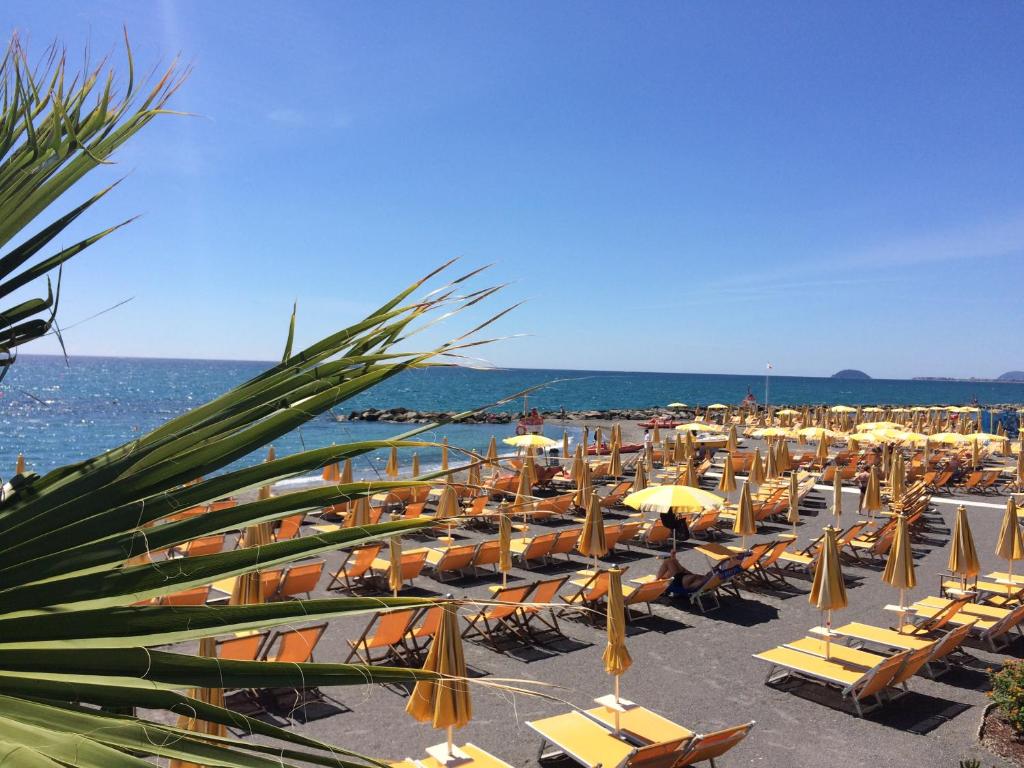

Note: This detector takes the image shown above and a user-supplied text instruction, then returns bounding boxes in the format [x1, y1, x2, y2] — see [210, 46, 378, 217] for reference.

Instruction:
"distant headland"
[831, 369, 871, 380]
[913, 372, 1024, 383]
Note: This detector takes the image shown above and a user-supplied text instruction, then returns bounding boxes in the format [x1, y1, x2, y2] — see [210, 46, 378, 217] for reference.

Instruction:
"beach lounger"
[425, 544, 478, 581]
[621, 578, 670, 621]
[471, 539, 503, 574]
[615, 521, 643, 552]
[533, 492, 576, 522]
[529, 711, 687, 768]
[600, 481, 633, 510]
[345, 608, 418, 664]
[462, 584, 534, 648]
[216, 631, 269, 662]
[273, 513, 305, 541]
[641, 518, 672, 548]
[785, 636, 935, 691]
[519, 576, 570, 639]
[262, 624, 327, 664]
[327, 544, 382, 591]
[159, 586, 211, 606]
[549, 527, 582, 560]
[406, 605, 443, 656]
[371, 549, 428, 591]
[410, 743, 515, 768]
[510, 532, 557, 568]
[754, 645, 910, 716]
[687, 509, 721, 539]
[170, 534, 225, 558]
[560, 569, 626, 618]
[905, 597, 1024, 651]
[822, 620, 975, 678]
[275, 560, 324, 600]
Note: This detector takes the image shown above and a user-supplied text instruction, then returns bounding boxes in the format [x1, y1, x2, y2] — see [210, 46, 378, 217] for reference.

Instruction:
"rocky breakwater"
[337, 407, 692, 424]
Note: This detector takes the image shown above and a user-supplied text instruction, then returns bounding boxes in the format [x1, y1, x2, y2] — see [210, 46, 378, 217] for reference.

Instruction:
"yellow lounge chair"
[529, 710, 687, 768]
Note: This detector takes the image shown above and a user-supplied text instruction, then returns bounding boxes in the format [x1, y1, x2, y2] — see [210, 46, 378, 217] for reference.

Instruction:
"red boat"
[637, 418, 680, 429]
[587, 442, 642, 455]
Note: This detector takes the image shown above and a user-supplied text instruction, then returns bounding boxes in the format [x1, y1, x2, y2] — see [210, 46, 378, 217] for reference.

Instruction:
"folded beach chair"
[345, 608, 418, 664]
[754, 645, 910, 716]
[510, 531, 556, 568]
[462, 583, 534, 648]
[276, 560, 325, 600]
[529, 711, 687, 768]
[327, 544, 382, 591]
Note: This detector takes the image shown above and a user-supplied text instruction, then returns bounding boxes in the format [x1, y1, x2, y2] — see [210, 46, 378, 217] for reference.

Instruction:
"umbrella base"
[593, 694, 636, 712]
[426, 744, 471, 766]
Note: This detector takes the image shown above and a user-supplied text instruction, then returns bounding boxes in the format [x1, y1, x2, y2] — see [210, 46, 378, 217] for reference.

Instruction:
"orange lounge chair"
[345, 608, 418, 664]
[461, 584, 533, 648]
[276, 560, 325, 600]
[327, 545, 382, 591]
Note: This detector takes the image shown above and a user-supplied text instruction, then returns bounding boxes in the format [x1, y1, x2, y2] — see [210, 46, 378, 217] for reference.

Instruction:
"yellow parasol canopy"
[579, 490, 608, 560]
[830, 405, 856, 413]
[503, 434, 558, 449]
[435, 485, 459, 522]
[930, 432, 970, 445]
[996, 498, 1024, 569]
[857, 421, 902, 431]
[498, 514, 513, 585]
[341, 458, 353, 484]
[347, 496, 372, 528]
[797, 427, 842, 441]
[787, 472, 800, 532]
[412, 452, 421, 477]
[485, 436, 499, 465]
[718, 454, 737, 493]
[776, 408, 800, 416]
[667, 402, 687, 409]
[676, 421, 723, 433]
[608, 442, 622, 477]
[753, 426, 791, 439]
[15, 453, 24, 475]
[831, 466, 843, 526]
[623, 484, 723, 515]
[765, 445, 778, 480]
[441, 438, 450, 472]
[948, 505, 981, 582]
[706, 403, 728, 410]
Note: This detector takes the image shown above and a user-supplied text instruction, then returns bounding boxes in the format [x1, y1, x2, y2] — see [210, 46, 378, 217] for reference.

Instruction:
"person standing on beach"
[643, 428, 652, 464]
[855, 462, 870, 511]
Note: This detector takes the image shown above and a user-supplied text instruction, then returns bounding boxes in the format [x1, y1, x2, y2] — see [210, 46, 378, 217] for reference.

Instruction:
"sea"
[2, 354, 1022, 480]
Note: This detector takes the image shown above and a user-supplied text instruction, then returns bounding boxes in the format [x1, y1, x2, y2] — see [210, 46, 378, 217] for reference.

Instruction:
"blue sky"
[5, 1, 1023, 379]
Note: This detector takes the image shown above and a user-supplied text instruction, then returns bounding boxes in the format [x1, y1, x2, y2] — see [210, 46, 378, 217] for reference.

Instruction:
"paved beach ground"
[172, 424, 1023, 768]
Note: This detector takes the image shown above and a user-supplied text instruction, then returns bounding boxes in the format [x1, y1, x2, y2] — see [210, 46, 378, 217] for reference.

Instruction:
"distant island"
[912, 372, 1024, 383]
[998, 371, 1024, 382]
[832, 369, 871, 380]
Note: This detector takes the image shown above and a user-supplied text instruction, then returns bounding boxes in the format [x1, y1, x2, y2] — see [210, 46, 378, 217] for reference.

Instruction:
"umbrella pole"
[1009, 560, 1014, 597]
[825, 609, 832, 660]
[899, 587, 906, 625]
[613, 674, 622, 734]
[447, 725, 454, 758]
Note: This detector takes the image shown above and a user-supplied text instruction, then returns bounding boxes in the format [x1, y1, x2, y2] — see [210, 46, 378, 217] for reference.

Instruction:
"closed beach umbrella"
[406, 604, 472, 760]
[579, 490, 608, 570]
[679, 458, 695, 488]
[831, 466, 843, 527]
[809, 527, 848, 659]
[864, 466, 882, 516]
[733, 481, 756, 549]
[749, 449, 765, 485]
[412, 452, 421, 477]
[602, 568, 633, 727]
[971, 438, 981, 469]
[675, 436, 686, 464]
[582, 427, 590, 456]
[231, 518, 271, 606]
[848, 436, 859, 452]
[718, 453, 737, 494]
[890, 452, 905, 503]
[765, 443, 778, 479]
[608, 442, 622, 477]
[948, 505, 981, 589]
[386, 446, 400, 479]
[441, 438, 450, 473]
[651, 425, 660, 444]
[779, 440, 793, 473]
[575, 462, 592, 508]
[787, 471, 800, 534]
[663, 437, 674, 467]
[882, 514, 917, 624]
[562, 431, 570, 464]
[524, 453, 538, 487]
[996, 498, 1024, 596]
[727, 424, 738, 453]
[498, 513, 513, 587]
[1017, 448, 1023, 488]
[466, 458, 481, 488]
[341, 458, 353, 484]
[881, 443, 891, 478]
[389, 535, 404, 597]
[171, 636, 227, 760]
[15, 453, 24, 475]
[435, 484, 459, 544]
[816, 434, 830, 466]
[347, 495, 372, 528]
[513, 470, 532, 520]
[486, 436, 498, 466]
[632, 459, 648, 493]
[571, 444, 585, 484]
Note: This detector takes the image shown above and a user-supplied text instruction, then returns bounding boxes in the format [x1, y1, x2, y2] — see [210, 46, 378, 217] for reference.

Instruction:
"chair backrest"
[988, 604, 1024, 641]
[689, 510, 718, 532]
[467, 495, 489, 515]
[645, 520, 670, 544]
[677, 722, 754, 766]
[890, 641, 936, 685]
[963, 472, 982, 488]
[837, 522, 869, 545]
[759, 539, 792, 569]
[473, 540, 501, 566]
[740, 543, 771, 571]
[691, 572, 722, 599]
[625, 738, 686, 767]
[160, 586, 210, 606]
[919, 595, 972, 634]
[184, 535, 224, 557]
[619, 521, 642, 543]
[403, 501, 426, 520]
[550, 529, 581, 554]
[603, 524, 624, 549]
[585, 571, 612, 601]
[217, 631, 266, 661]
[523, 533, 557, 560]
[528, 576, 568, 605]
[370, 608, 419, 644]
[487, 584, 533, 618]
[209, 499, 237, 512]
[399, 550, 429, 580]
[855, 650, 909, 700]
[625, 578, 671, 606]
[259, 568, 284, 597]
[350, 544, 382, 573]
[268, 624, 326, 663]
[278, 561, 324, 598]
[275, 513, 305, 540]
[412, 605, 443, 638]
[930, 620, 976, 662]
[436, 545, 477, 571]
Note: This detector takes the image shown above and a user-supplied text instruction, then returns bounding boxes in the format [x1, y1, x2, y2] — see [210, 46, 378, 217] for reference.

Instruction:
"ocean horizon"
[2, 354, 1022, 476]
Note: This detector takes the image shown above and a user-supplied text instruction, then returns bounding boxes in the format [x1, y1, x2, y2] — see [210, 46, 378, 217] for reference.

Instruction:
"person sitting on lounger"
[657, 549, 744, 598]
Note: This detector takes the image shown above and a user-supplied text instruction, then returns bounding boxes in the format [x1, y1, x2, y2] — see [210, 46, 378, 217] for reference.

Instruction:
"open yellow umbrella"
[753, 426, 790, 439]
[601, 568, 633, 730]
[498, 513, 513, 587]
[971, 438, 981, 469]
[623, 484, 723, 515]
[15, 453, 24, 475]
[830, 405, 856, 413]
[863, 466, 882, 516]
[809, 526, 848, 659]
[579, 490, 608, 571]
[503, 434, 558, 450]
[726, 424, 738, 453]
[632, 459, 647, 493]
[882, 514, 916, 624]
[831, 466, 843, 527]
[608, 442, 622, 477]
[749, 448, 765, 485]
[733, 481, 756, 550]
[996, 498, 1023, 597]
[948, 505, 980, 590]
[389, 535, 404, 597]
[676, 422, 723, 433]
[406, 604, 472, 762]
[718, 453, 737, 495]
[787, 472, 800, 535]
[386, 446, 400, 479]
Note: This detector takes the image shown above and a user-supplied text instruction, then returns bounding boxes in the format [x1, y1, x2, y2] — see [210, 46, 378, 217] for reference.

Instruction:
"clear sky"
[5, 1, 1023, 379]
